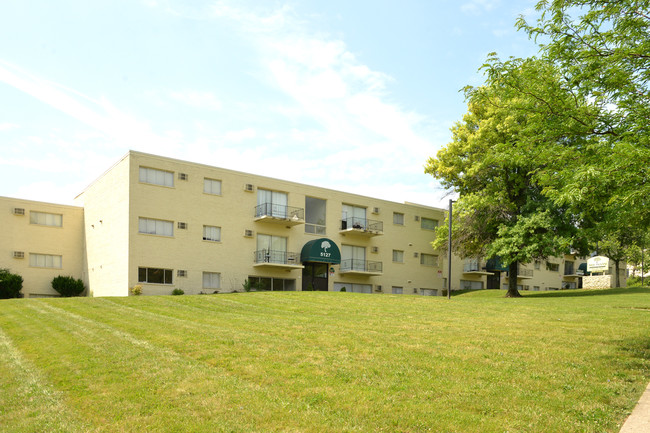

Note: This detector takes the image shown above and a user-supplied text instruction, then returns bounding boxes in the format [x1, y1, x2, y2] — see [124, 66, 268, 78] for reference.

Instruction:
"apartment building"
[1, 151, 624, 298]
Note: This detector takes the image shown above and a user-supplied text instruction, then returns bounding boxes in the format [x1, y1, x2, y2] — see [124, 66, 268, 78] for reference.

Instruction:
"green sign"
[300, 238, 341, 264]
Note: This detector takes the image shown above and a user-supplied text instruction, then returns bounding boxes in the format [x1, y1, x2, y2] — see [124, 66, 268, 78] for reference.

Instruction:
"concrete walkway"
[619, 382, 650, 433]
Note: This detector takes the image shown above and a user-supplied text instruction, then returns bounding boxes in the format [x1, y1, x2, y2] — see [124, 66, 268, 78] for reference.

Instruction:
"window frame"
[202, 225, 221, 242]
[420, 253, 439, 267]
[30, 211, 63, 227]
[392, 249, 404, 263]
[203, 178, 222, 195]
[138, 267, 173, 284]
[393, 212, 404, 226]
[138, 217, 174, 237]
[202, 272, 221, 290]
[29, 253, 63, 269]
[420, 217, 438, 231]
[139, 167, 174, 188]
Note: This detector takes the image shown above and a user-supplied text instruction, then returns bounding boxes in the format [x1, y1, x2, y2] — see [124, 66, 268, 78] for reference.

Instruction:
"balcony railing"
[340, 217, 383, 233]
[340, 259, 383, 273]
[518, 268, 533, 277]
[254, 203, 304, 223]
[463, 260, 485, 272]
[254, 250, 301, 266]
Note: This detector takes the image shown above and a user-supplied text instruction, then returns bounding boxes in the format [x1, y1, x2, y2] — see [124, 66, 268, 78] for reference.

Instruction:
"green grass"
[1, 288, 648, 433]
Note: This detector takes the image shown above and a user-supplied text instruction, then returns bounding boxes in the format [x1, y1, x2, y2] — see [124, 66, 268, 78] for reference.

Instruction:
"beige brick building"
[0, 151, 624, 298]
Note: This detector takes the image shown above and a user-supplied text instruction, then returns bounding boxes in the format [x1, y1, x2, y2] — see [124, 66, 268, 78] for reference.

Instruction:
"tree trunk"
[614, 260, 621, 288]
[505, 261, 522, 298]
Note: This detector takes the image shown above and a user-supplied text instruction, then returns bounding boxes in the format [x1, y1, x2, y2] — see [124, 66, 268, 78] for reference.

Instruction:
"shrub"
[51, 276, 85, 297]
[172, 288, 184, 296]
[340, 287, 346, 292]
[130, 284, 143, 296]
[0, 269, 23, 299]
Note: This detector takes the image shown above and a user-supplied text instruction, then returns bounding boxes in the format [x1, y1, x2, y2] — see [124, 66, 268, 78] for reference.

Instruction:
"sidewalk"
[619, 382, 650, 433]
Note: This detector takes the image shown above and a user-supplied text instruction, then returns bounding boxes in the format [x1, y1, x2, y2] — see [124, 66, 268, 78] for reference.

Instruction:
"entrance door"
[302, 262, 328, 291]
[486, 271, 500, 290]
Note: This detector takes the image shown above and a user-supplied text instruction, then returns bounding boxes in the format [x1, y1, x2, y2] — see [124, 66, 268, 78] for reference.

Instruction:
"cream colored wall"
[125, 152, 445, 295]
[0, 196, 84, 297]
[74, 155, 131, 297]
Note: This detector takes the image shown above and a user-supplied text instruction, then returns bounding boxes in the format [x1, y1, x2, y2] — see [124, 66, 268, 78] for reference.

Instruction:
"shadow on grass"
[522, 287, 650, 298]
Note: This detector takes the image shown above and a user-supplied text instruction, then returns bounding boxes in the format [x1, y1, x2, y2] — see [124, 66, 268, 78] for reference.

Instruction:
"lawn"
[0, 288, 648, 433]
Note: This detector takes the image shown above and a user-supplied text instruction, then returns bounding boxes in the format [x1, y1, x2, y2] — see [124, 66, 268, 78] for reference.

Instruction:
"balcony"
[254, 203, 305, 226]
[505, 267, 533, 279]
[563, 262, 584, 278]
[253, 250, 303, 270]
[339, 259, 383, 276]
[339, 217, 383, 237]
[462, 260, 494, 275]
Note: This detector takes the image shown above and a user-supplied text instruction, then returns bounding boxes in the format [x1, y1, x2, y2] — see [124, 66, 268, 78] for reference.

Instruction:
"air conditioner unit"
[244, 229, 254, 237]
[244, 184, 254, 192]
[178, 173, 189, 181]
[414, 252, 419, 258]
[414, 215, 420, 221]
[371, 247, 379, 253]
[372, 207, 380, 214]
[13, 208, 25, 215]
[177, 222, 188, 229]
[13, 251, 25, 259]
[376, 285, 382, 291]
[177, 270, 187, 277]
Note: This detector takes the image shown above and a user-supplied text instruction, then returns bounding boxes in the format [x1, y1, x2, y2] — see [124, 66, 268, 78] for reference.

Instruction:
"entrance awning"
[300, 238, 341, 264]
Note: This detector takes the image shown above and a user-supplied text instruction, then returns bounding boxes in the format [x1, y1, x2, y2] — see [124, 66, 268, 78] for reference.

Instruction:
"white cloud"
[169, 90, 222, 110]
[0, 122, 19, 131]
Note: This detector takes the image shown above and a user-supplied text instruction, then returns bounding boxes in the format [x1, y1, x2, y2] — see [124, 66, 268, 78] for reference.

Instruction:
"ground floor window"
[420, 288, 438, 296]
[392, 286, 403, 294]
[30, 253, 62, 269]
[203, 272, 221, 290]
[333, 283, 372, 293]
[248, 277, 296, 291]
[138, 267, 173, 284]
[460, 280, 483, 290]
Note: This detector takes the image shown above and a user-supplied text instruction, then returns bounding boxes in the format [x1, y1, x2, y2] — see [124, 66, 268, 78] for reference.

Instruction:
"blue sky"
[0, 0, 539, 208]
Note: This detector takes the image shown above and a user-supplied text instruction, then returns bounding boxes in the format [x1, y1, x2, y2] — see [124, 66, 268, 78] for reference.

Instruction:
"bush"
[340, 287, 346, 292]
[51, 276, 85, 297]
[130, 284, 143, 296]
[0, 269, 23, 299]
[172, 288, 184, 296]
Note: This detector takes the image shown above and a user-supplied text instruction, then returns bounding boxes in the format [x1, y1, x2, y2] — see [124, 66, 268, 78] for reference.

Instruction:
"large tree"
[426, 59, 590, 297]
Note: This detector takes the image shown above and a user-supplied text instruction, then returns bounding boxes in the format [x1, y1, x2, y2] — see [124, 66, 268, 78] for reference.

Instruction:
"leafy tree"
[0, 269, 23, 299]
[513, 0, 650, 226]
[51, 275, 85, 297]
[426, 59, 589, 298]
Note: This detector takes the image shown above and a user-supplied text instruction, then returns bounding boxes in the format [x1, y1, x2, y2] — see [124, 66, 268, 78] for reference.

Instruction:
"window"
[256, 234, 288, 263]
[341, 245, 366, 271]
[30, 211, 62, 227]
[333, 283, 372, 293]
[342, 204, 366, 229]
[420, 253, 438, 267]
[393, 212, 404, 225]
[257, 189, 288, 218]
[546, 262, 559, 272]
[247, 277, 296, 291]
[392, 250, 404, 263]
[139, 218, 173, 236]
[204, 178, 222, 195]
[177, 270, 187, 277]
[392, 286, 403, 295]
[305, 197, 326, 234]
[30, 253, 62, 268]
[421, 217, 438, 230]
[203, 272, 221, 290]
[138, 267, 173, 284]
[534, 260, 541, 270]
[203, 225, 221, 242]
[139, 167, 174, 187]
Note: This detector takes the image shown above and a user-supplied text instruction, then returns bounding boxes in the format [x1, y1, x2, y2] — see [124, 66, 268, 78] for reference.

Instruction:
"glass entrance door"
[302, 263, 328, 291]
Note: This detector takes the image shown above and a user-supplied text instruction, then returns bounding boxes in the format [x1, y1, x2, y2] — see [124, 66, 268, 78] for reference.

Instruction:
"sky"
[0, 0, 541, 209]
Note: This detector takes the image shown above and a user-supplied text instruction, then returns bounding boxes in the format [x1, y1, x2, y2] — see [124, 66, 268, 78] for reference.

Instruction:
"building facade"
[0, 151, 625, 298]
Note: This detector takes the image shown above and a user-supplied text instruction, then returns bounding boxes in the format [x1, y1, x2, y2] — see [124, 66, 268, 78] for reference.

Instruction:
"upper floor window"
[139, 167, 174, 187]
[30, 211, 62, 227]
[421, 217, 438, 231]
[257, 189, 288, 218]
[342, 204, 366, 229]
[420, 253, 438, 267]
[305, 197, 326, 235]
[204, 178, 222, 195]
[546, 262, 559, 272]
[139, 217, 173, 237]
[30, 253, 62, 269]
[393, 212, 404, 225]
[392, 250, 404, 263]
[203, 225, 221, 242]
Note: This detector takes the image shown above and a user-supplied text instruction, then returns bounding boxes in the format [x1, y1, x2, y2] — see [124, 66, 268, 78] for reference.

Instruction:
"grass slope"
[0, 288, 648, 433]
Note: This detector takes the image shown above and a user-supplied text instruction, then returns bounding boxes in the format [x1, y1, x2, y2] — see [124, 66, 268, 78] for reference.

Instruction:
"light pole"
[447, 199, 455, 300]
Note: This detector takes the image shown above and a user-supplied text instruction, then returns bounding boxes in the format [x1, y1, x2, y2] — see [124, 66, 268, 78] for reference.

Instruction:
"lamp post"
[447, 199, 455, 300]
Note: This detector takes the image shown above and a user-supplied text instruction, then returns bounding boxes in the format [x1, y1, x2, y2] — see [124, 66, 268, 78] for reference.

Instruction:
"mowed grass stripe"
[0, 327, 90, 433]
[0, 289, 648, 432]
[21, 300, 324, 433]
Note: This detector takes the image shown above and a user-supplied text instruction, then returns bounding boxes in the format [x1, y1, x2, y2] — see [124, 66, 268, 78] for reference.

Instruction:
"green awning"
[300, 238, 341, 264]
[578, 262, 588, 274]
[485, 257, 508, 271]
